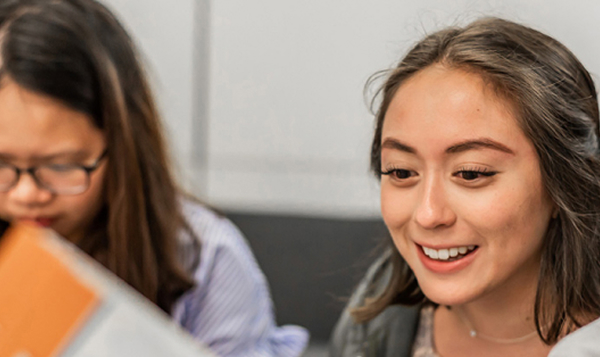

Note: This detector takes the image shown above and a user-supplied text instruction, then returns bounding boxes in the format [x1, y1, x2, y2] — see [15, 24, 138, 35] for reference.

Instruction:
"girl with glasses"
[0, 1, 307, 356]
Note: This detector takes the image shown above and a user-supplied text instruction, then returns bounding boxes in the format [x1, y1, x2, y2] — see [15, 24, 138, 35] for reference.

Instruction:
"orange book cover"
[0, 223, 100, 357]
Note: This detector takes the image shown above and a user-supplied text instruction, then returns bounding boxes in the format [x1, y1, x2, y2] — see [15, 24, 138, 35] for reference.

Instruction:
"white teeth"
[422, 245, 475, 261]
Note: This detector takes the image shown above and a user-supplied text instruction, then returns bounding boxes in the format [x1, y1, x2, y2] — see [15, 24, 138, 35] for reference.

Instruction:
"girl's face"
[380, 65, 555, 306]
[0, 79, 107, 243]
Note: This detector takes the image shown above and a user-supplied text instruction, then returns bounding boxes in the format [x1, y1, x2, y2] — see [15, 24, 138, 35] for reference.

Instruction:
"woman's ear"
[552, 206, 559, 219]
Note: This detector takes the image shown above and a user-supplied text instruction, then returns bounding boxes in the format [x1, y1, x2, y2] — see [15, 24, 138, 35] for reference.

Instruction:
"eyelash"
[454, 167, 497, 180]
[380, 167, 414, 179]
[380, 167, 497, 181]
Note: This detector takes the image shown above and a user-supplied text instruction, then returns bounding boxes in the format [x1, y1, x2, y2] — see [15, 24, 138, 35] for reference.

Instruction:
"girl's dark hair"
[0, 0, 196, 312]
[354, 17, 600, 344]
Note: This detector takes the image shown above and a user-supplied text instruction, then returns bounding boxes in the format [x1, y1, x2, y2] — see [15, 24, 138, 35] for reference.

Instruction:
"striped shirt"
[171, 199, 309, 356]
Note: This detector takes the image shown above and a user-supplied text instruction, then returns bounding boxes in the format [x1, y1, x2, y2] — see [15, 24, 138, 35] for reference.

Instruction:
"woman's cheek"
[381, 188, 413, 230]
[452, 187, 514, 230]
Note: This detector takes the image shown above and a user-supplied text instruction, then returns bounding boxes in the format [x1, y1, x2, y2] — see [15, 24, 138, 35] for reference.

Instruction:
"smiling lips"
[422, 245, 476, 261]
[417, 243, 479, 273]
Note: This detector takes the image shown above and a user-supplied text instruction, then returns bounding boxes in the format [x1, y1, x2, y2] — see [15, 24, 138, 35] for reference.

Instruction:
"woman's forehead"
[381, 66, 529, 157]
[0, 80, 105, 159]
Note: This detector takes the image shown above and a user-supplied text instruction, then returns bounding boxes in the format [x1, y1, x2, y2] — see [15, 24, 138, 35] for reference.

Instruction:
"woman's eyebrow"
[0, 150, 88, 161]
[380, 137, 515, 155]
[445, 139, 515, 155]
[381, 138, 416, 154]
[36, 151, 87, 160]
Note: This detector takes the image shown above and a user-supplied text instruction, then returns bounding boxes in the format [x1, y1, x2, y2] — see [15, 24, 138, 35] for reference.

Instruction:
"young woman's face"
[0, 79, 107, 243]
[380, 65, 555, 306]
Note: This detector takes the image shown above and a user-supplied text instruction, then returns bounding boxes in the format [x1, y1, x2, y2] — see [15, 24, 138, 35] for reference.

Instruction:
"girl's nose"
[7, 172, 53, 206]
[413, 177, 456, 229]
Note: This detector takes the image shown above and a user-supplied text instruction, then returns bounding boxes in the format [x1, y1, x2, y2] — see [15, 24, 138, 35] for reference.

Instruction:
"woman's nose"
[7, 172, 53, 205]
[413, 177, 456, 229]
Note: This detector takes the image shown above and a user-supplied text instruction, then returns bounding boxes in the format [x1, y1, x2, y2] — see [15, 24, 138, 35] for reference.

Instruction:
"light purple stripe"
[171, 199, 309, 356]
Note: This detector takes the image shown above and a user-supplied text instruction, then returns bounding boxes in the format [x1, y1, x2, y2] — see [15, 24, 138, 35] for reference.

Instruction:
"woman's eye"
[0, 161, 74, 172]
[454, 170, 496, 181]
[381, 168, 415, 180]
[48, 164, 76, 172]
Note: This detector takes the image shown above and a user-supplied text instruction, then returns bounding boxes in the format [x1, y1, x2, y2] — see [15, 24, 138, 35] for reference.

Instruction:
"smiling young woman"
[330, 17, 600, 357]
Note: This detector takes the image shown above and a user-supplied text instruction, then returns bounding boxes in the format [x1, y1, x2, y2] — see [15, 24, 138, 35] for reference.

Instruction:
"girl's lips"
[416, 242, 479, 274]
[34, 217, 54, 227]
[18, 217, 55, 228]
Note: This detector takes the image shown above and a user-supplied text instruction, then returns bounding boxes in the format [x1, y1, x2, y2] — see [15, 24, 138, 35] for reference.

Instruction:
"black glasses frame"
[0, 149, 108, 194]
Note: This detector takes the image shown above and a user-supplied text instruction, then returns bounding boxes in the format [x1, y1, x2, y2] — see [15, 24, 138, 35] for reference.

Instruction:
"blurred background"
[100, 0, 600, 355]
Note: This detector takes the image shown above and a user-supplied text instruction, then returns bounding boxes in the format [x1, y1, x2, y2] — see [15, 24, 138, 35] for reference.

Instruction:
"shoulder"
[179, 198, 237, 242]
[173, 198, 309, 356]
[177, 197, 260, 280]
[549, 317, 600, 356]
[330, 250, 420, 357]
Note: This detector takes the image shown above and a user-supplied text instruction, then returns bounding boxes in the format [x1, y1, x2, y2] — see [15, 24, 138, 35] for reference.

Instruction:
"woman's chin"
[419, 282, 480, 306]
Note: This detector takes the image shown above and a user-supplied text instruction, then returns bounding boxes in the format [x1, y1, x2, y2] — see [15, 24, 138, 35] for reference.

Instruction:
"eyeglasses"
[0, 150, 108, 195]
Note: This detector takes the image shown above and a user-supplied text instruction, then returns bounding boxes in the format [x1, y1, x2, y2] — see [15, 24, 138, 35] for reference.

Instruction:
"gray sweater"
[329, 250, 421, 357]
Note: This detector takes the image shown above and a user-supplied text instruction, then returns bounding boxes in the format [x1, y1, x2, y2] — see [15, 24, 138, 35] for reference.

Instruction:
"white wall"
[207, 0, 600, 218]
[100, 0, 197, 186]
[100, 0, 600, 219]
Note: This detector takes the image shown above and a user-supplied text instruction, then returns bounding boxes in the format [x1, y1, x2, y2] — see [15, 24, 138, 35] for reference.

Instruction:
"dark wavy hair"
[0, 0, 196, 312]
[352, 17, 600, 344]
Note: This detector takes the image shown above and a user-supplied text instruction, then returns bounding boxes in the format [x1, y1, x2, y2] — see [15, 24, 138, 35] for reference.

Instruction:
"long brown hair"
[355, 17, 600, 344]
[0, 0, 195, 312]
